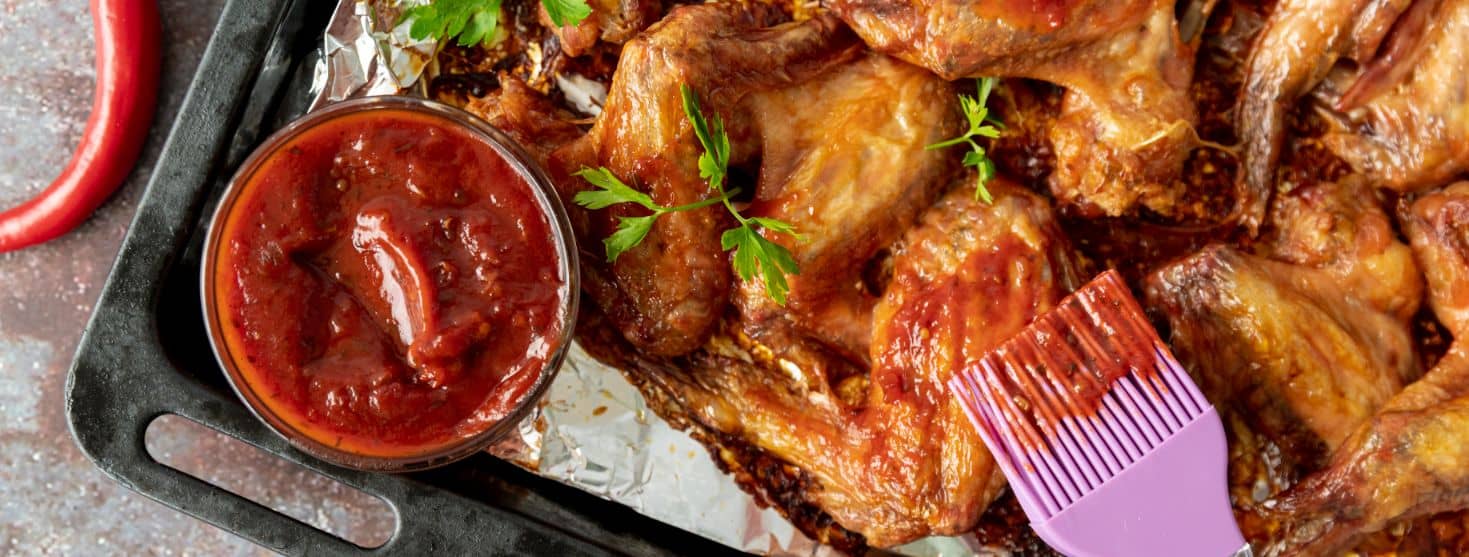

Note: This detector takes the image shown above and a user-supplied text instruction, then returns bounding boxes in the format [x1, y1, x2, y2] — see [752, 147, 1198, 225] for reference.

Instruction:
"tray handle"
[129, 412, 370, 554]
[102, 381, 611, 555]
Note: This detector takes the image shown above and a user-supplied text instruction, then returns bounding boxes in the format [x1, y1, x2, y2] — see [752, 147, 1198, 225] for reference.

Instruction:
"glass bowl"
[200, 96, 578, 472]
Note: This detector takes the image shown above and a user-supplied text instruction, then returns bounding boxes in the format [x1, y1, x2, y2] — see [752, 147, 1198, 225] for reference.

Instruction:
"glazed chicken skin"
[1234, 0, 1410, 229]
[829, 0, 1199, 218]
[1145, 178, 1421, 469]
[549, 4, 861, 357]
[1320, 0, 1469, 192]
[1258, 182, 1469, 555]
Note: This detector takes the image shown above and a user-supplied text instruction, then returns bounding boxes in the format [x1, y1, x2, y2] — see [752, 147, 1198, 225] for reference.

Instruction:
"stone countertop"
[0, 2, 390, 555]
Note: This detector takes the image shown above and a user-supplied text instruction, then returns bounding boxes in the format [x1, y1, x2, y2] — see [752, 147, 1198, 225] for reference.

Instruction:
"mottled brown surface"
[0, 2, 390, 554]
[830, 0, 1200, 220]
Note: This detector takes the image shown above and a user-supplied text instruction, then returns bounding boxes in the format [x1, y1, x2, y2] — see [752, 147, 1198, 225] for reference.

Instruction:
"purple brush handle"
[1030, 407, 1247, 557]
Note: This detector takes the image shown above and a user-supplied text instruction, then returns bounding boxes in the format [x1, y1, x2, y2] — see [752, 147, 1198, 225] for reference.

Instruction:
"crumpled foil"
[312, 2, 988, 555]
[311, 0, 437, 111]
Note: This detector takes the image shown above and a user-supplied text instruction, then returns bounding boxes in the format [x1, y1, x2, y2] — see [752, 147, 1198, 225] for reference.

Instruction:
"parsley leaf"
[680, 85, 801, 305]
[927, 77, 1004, 202]
[404, 0, 591, 47]
[542, 0, 593, 27]
[722, 226, 798, 304]
[604, 215, 658, 262]
[748, 217, 801, 238]
[572, 86, 802, 305]
[458, 8, 500, 47]
[721, 226, 799, 305]
[573, 167, 731, 263]
[405, 0, 502, 47]
[573, 167, 656, 211]
[681, 84, 730, 191]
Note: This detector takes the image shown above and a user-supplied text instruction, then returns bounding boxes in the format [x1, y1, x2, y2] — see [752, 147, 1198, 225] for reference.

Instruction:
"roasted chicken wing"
[1319, 0, 1469, 192]
[1146, 178, 1421, 468]
[1259, 183, 1469, 555]
[1235, 0, 1410, 228]
[733, 52, 963, 361]
[1146, 244, 1418, 469]
[585, 181, 1081, 547]
[829, 0, 1198, 218]
[549, 4, 860, 357]
[1259, 345, 1469, 556]
[548, 4, 1058, 545]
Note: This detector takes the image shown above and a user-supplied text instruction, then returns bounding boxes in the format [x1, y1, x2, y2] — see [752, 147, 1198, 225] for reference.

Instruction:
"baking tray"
[64, 0, 737, 554]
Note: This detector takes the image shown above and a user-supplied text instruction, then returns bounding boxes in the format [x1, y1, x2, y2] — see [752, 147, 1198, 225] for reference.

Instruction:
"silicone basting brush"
[950, 270, 1251, 557]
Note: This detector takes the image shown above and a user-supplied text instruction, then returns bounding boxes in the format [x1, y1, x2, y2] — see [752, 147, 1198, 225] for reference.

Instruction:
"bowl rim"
[199, 95, 580, 473]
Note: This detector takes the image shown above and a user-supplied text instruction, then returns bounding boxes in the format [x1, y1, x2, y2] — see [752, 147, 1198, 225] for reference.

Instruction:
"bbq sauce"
[210, 105, 568, 459]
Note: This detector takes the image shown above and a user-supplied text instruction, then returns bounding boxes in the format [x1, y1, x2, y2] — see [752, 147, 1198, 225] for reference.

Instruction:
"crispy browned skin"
[1146, 178, 1421, 469]
[1234, 0, 1410, 230]
[1408, 184, 1469, 352]
[1146, 244, 1418, 468]
[1259, 177, 1423, 321]
[1320, 0, 1469, 192]
[1258, 183, 1469, 555]
[828, 0, 1198, 219]
[462, 77, 583, 164]
[549, 4, 860, 357]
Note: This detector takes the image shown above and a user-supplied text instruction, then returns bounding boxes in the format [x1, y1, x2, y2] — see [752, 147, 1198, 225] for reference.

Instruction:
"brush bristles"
[951, 271, 1211, 520]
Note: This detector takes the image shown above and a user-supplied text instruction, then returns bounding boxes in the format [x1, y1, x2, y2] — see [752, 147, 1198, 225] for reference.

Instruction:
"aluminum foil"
[312, 3, 990, 555]
[311, 0, 437, 111]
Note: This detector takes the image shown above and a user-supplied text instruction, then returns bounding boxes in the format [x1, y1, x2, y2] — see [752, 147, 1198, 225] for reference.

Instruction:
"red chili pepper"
[0, 0, 161, 253]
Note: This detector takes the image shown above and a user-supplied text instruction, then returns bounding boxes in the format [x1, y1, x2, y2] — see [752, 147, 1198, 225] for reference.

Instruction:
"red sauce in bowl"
[204, 98, 573, 468]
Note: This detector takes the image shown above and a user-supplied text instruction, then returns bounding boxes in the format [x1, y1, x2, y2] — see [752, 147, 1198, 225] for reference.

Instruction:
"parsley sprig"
[926, 77, 1003, 203]
[404, 0, 591, 47]
[572, 167, 737, 262]
[681, 84, 801, 306]
[572, 85, 802, 305]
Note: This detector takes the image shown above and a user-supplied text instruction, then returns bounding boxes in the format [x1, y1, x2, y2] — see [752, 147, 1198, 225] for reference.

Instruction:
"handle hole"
[144, 414, 397, 548]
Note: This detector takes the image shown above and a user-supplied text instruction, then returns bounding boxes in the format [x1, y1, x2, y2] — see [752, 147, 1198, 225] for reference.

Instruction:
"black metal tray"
[65, 1, 735, 554]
